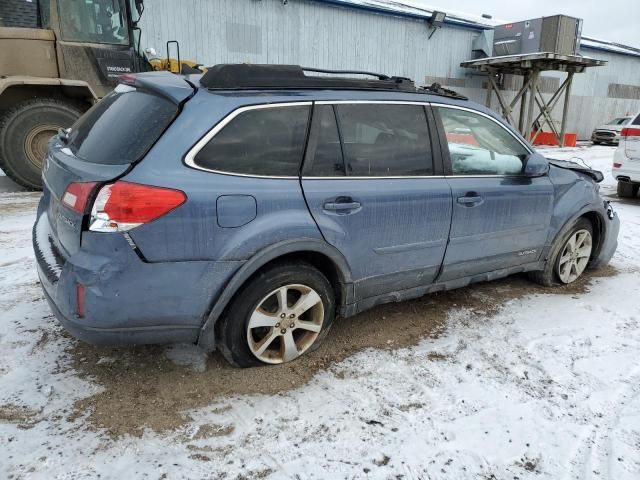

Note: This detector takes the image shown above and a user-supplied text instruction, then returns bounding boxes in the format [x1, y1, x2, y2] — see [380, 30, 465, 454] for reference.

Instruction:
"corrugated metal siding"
[139, 0, 640, 139]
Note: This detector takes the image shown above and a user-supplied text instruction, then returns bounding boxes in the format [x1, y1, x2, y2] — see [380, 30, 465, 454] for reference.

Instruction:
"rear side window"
[634, 115, 640, 126]
[67, 85, 177, 165]
[193, 105, 310, 176]
[335, 104, 433, 176]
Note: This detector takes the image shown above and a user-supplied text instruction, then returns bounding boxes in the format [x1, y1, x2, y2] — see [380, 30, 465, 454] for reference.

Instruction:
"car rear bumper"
[612, 167, 640, 183]
[33, 211, 243, 346]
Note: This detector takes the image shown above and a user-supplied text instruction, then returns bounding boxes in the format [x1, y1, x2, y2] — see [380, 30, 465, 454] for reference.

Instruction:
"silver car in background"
[592, 116, 634, 145]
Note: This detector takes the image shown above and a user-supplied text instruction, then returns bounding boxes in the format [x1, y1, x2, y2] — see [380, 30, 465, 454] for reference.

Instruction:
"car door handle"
[457, 195, 484, 206]
[323, 200, 361, 213]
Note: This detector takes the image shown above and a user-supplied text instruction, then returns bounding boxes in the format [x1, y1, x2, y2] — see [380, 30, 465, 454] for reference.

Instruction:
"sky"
[410, 0, 640, 47]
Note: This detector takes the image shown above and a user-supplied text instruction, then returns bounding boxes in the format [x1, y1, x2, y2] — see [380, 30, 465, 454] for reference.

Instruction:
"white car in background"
[592, 116, 634, 145]
[612, 112, 640, 198]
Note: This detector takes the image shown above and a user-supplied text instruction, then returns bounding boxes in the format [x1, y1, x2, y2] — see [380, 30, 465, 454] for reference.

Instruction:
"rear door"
[301, 102, 452, 300]
[434, 105, 554, 281]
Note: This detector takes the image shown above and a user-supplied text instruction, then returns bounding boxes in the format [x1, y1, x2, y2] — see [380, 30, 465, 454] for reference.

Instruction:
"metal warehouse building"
[139, 0, 640, 139]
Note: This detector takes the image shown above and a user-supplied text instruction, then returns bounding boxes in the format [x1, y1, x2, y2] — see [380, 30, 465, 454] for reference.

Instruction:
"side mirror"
[523, 153, 549, 177]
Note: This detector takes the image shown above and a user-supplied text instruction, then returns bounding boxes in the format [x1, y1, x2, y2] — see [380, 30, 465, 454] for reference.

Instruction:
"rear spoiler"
[548, 159, 604, 183]
[118, 71, 196, 104]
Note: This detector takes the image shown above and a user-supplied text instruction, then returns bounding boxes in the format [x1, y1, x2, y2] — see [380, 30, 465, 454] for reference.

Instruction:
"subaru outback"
[33, 64, 620, 367]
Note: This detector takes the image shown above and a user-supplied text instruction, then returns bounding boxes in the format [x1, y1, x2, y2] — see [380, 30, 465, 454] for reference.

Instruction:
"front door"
[301, 102, 452, 300]
[434, 105, 554, 281]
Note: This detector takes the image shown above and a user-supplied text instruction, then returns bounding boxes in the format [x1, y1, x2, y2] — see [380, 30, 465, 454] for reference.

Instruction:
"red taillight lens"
[89, 181, 186, 232]
[621, 127, 640, 137]
[613, 163, 622, 168]
[62, 182, 98, 214]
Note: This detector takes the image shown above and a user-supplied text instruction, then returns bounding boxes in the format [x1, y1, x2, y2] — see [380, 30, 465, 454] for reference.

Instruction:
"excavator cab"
[0, 0, 151, 189]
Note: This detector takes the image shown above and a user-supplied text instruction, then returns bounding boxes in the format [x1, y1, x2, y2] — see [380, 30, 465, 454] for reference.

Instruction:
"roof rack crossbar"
[197, 64, 468, 100]
[300, 66, 391, 81]
[199, 64, 416, 91]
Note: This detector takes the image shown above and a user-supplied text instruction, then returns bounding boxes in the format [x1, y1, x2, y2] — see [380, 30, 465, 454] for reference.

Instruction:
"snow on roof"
[315, 0, 640, 58]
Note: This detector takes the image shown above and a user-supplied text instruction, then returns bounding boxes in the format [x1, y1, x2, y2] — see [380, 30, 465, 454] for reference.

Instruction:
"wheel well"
[248, 251, 346, 308]
[0, 85, 93, 112]
[581, 211, 603, 259]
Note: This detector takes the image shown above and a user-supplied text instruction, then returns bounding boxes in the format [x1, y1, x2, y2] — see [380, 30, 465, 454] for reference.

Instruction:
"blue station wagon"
[34, 64, 619, 367]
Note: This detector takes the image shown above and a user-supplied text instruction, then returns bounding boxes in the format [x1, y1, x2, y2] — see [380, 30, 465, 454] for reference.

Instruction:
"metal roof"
[309, 0, 640, 58]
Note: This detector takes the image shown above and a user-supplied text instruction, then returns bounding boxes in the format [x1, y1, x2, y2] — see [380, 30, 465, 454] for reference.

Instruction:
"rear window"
[67, 85, 177, 165]
[192, 105, 310, 176]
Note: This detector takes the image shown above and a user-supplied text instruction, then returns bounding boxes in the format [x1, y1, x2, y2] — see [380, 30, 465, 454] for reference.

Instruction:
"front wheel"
[0, 98, 84, 190]
[530, 218, 593, 286]
[217, 262, 335, 367]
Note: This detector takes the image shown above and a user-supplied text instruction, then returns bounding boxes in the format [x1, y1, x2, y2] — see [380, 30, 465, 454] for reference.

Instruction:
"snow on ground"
[1, 145, 640, 479]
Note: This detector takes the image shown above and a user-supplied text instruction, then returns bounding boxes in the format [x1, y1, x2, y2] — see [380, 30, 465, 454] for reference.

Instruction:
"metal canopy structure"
[461, 53, 606, 146]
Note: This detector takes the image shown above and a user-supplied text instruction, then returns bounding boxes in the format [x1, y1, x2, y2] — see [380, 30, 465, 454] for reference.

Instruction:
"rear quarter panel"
[123, 89, 322, 262]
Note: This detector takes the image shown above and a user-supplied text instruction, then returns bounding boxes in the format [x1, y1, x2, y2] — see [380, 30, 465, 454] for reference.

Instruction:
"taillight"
[62, 182, 98, 214]
[613, 163, 622, 168]
[89, 181, 186, 232]
[621, 127, 640, 137]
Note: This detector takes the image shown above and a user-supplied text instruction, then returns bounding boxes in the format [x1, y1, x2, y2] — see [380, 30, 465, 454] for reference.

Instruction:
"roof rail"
[199, 64, 416, 91]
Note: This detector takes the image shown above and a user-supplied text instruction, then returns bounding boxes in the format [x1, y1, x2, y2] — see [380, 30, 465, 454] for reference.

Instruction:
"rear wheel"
[617, 180, 639, 198]
[592, 140, 601, 145]
[0, 98, 84, 190]
[530, 218, 593, 286]
[217, 262, 335, 367]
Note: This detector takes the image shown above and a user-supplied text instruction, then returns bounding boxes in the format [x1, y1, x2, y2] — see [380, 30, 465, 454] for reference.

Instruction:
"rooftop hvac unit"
[492, 15, 583, 57]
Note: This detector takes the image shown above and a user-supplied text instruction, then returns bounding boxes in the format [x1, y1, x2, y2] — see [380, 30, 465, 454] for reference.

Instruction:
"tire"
[617, 180, 639, 198]
[529, 218, 593, 287]
[0, 98, 84, 190]
[216, 262, 336, 367]
[592, 140, 601, 145]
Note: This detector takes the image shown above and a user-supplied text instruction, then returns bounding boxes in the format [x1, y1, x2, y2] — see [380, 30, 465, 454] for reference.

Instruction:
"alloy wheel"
[246, 284, 324, 364]
[557, 229, 592, 283]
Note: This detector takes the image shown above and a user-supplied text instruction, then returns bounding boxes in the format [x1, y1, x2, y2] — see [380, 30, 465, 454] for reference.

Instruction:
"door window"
[303, 105, 345, 176]
[193, 105, 310, 176]
[334, 104, 433, 177]
[438, 107, 529, 175]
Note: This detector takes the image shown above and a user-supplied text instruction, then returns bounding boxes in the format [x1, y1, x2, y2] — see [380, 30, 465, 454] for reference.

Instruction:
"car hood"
[547, 159, 604, 183]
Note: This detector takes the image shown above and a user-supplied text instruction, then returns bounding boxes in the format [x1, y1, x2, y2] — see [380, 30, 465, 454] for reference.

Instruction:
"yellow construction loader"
[0, 0, 201, 189]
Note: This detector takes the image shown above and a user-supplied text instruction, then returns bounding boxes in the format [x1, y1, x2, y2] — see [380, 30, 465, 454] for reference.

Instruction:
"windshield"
[58, 0, 130, 45]
[606, 117, 632, 126]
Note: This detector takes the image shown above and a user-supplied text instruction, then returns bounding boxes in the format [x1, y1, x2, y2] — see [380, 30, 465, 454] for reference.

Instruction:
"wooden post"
[485, 71, 493, 108]
[518, 73, 529, 134]
[525, 70, 539, 141]
[559, 71, 574, 147]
